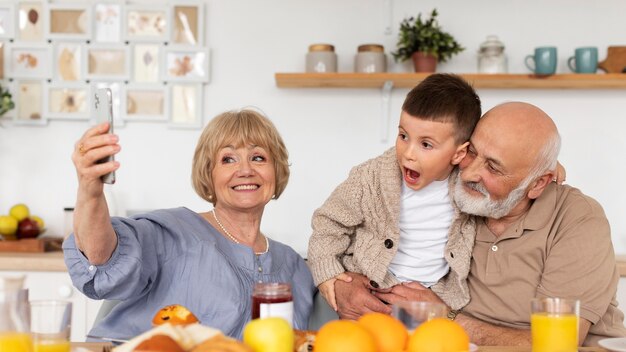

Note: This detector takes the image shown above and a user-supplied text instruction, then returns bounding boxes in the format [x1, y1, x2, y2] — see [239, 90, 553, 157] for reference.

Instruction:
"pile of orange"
[313, 313, 469, 352]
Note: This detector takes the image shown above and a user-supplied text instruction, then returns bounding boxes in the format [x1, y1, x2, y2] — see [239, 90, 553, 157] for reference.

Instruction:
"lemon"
[243, 317, 294, 352]
[0, 215, 19, 237]
[9, 204, 30, 222]
[31, 215, 45, 231]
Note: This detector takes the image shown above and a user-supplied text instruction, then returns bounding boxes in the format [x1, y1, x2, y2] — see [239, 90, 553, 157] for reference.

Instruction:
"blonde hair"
[191, 109, 290, 205]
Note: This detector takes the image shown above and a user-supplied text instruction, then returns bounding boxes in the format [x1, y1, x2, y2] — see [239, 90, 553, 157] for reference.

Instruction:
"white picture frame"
[84, 44, 130, 81]
[17, 1, 45, 42]
[0, 3, 16, 39]
[93, 2, 123, 43]
[13, 79, 47, 125]
[132, 43, 160, 83]
[162, 46, 209, 82]
[123, 5, 170, 43]
[45, 3, 92, 41]
[46, 82, 89, 120]
[54, 42, 83, 81]
[168, 83, 203, 129]
[122, 83, 168, 122]
[90, 81, 125, 127]
[6, 43, 52, 79]
[171, 2, 204, 46]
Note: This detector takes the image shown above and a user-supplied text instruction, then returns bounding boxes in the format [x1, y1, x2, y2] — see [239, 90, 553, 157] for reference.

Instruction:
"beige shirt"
[463, 182, 626, 345]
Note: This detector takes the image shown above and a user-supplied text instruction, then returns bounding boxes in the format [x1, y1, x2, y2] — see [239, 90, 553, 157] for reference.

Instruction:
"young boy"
[307, 74, 481, 313]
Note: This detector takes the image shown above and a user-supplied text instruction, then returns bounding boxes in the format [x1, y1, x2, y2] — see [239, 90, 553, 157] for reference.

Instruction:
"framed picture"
[0, 4, 15, 39]
[18, 2, 45, 41]
[7, 44, 52, 79]
[122, 84, 168, 121]
[91, 82, 124, 127]
[85, 45, 130, 80]
[94, 2, 122, 43]
[55, 42, 82, 81]
[163, 47, 209, 82]
[133, 43, 160, 83]
[168, 83, 202, 129]
[124, 5, 169, 42]
[171, 3, 204, 46]
[46, 83, 89, 120]
[0, 42, 5, 79]
[13, 80, 46, 125]
[46, 4, 91, 40]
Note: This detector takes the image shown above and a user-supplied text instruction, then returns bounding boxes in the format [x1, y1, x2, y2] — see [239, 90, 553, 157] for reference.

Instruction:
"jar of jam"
[251, 282, 293, 326]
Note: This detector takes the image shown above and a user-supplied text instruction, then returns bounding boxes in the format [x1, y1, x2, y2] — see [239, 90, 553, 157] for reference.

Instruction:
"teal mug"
[525, 47, 558, 75]
[568, 47, 598, 73]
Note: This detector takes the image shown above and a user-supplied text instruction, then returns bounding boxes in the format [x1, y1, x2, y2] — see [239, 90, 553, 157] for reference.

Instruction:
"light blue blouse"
[63, 207, 315, 340]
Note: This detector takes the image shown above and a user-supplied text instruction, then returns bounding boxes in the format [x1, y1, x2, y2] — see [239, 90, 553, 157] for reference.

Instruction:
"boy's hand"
[318, 273, 353, 311]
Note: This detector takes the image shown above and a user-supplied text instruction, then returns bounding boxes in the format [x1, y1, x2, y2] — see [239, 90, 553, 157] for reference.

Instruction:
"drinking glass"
[531, 297, 579, 352]
[391, 301, 447, 332]
[30, 300, 72, 352]
[0, 288, 31, 352]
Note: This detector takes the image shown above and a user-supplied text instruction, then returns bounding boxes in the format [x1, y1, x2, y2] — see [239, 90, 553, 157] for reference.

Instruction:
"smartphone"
[94, 88, 116, 184]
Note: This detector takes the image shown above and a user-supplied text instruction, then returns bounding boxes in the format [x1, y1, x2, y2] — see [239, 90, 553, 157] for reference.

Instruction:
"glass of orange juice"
[531, 297, 579, 352]
[30, 300, 72, 352]
[1, 287, 32, 352]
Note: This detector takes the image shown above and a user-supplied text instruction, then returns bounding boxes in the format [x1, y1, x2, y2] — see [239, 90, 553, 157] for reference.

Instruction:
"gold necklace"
[211, 210, 269, 255]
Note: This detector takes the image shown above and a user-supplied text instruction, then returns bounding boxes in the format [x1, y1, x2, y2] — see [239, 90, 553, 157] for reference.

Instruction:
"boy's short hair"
[402, 74, 481, 144]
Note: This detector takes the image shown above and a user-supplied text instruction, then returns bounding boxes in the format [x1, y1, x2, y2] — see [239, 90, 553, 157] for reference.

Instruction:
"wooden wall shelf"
[275, 73, 626, 89]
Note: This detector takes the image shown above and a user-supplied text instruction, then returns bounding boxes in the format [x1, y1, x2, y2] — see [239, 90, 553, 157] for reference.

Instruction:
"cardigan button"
[384, 239, 394, 249]
[369, 280, 379, 288]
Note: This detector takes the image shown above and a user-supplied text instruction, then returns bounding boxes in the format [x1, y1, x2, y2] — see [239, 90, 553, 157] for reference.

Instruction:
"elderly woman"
[63, 109, 315, 340]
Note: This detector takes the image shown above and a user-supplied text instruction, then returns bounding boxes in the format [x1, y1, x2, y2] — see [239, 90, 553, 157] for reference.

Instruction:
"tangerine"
[358, 312, 408, 352]
[407, 317, 470, 352]
[314, 320, 376, 352]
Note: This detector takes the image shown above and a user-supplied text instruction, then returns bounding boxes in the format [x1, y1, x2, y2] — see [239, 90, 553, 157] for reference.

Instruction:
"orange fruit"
[314, 320, 376, 352]
[152, 304, 199, 325]
[407, 318, 470, 352]
[358, 312, 408, 352]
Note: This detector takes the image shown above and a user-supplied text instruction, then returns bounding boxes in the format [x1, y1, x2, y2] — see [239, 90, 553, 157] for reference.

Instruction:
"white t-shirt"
[387, 178, 453, 287]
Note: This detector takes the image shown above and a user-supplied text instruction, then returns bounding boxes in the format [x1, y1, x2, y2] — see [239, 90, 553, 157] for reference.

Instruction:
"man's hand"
[372, 281, 445, 305]
[334, 272, 391, 319]
[318, 272, 353, 311]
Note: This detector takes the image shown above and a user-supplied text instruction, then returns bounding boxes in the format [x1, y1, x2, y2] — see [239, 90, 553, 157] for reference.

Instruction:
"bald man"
[374, 102, 626, 346]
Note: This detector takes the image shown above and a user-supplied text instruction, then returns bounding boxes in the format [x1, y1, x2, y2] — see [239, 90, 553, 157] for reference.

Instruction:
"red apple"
[17, 218, 40, 239]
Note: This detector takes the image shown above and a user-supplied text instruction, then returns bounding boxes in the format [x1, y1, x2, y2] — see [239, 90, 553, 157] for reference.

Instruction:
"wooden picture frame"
[85, 44, 130, 81]
[54, 42, 83, 81]
[46, 3, 91, 40]
[93, 2, 123, 43]
[18, 2, 45, 42]
[163, 46, 209, 82]
[6, 44, 52, 79]
[13, 80, 47, 125]
[122, 84, 168, 122]
[0, 4, 15, 39]
[132, 43, 160, 83]
[168, 83, 203, 129]
[0, 42, 5, 80]
[124, 5, 170, 43]
[90, 81, 125, 127]
[171, 2, 204, 46]
[46, 83, 89, 120]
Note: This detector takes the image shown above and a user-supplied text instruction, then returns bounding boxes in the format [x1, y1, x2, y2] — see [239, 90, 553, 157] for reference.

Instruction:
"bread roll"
[191, 335, 253, 352]
[133, 334, 185, 352]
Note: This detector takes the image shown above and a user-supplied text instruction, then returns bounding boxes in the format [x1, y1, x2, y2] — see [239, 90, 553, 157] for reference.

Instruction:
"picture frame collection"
[0, 0, 208, 129]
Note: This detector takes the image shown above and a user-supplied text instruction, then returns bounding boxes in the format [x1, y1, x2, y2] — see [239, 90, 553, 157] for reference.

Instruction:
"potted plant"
[392, 9, 464, 72]
[0, 84, 15, 117]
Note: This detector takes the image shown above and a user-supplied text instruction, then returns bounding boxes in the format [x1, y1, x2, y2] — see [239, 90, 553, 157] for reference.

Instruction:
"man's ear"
[451, 142, 470, 165]
[527, 172, 554, 199]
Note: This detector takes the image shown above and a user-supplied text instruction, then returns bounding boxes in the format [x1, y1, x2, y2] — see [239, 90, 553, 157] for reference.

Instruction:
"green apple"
[243, 317, 294, 352]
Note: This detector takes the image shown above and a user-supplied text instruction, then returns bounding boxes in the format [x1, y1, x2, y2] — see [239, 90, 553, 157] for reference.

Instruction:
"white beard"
[453, 172, 529, 219]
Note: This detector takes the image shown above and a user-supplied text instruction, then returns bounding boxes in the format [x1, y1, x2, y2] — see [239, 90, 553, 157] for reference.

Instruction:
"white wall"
[1, 0, 625, 256]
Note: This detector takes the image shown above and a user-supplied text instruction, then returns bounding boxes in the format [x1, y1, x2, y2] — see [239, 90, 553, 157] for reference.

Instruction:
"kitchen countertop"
[2, 252, 626, 276]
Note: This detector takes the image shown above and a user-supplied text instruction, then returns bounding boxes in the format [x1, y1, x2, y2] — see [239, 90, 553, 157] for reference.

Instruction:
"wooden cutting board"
[0, 238, 63, 252]
[598, 46, 626, 73]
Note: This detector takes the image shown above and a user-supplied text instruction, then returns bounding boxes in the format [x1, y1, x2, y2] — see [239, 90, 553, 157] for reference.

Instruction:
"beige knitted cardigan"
[307, 147, 476, 310]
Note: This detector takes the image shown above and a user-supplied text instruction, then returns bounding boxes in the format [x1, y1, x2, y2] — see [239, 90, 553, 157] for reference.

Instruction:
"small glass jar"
[355, 44, 387, 73]
[305, 44, 337, 73]
[477, 35, 508, 74]
[251, 282, 293, 326]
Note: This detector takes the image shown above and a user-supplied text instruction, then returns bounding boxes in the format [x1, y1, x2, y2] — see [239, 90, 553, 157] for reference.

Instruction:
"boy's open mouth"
[404, 167, 420, 183]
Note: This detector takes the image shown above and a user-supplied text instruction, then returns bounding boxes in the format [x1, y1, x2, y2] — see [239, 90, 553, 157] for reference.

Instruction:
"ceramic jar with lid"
[306, 44, 337, 73]
[355, 44, 387, 73]
[478, 35, 508, 74]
